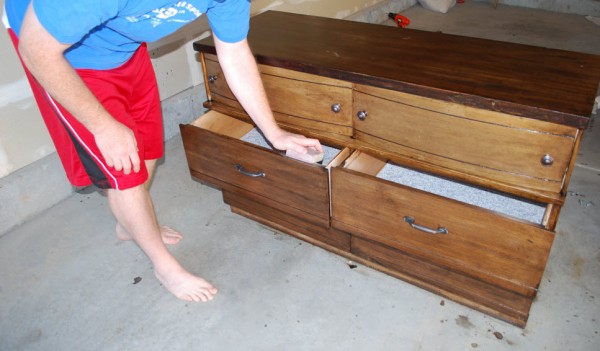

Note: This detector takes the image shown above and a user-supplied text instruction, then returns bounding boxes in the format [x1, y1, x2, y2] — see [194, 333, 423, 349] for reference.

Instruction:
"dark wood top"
[194, 11, 600, 128]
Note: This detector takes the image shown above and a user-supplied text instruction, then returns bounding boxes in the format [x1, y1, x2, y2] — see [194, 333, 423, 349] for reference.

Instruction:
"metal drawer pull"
[403, 216, 448, 235]
[235, 163, 265, 178]
[331, 103, 341, 113]
[541, 154, 554, 166]
[208, 74, 218, 83]
[357, 110, 368, 120]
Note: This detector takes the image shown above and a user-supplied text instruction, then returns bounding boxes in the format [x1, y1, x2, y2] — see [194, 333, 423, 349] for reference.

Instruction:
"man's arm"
[18, 3, 140, 174]
[213, 36, 322, 154]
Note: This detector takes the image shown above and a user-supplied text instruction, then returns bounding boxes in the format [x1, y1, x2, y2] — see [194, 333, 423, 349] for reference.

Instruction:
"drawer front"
[350, 236, 532, 327]
[353, 85, 578, 194]
[203, 57, 242, 110]
[181, 122, 330, 220]
[331, 167, 554, 296]
[260, 66, 353, 136]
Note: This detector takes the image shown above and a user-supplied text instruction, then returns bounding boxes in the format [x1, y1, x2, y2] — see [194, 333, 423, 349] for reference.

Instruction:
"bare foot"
[116, 223, 183, 245]
[155, 267, 218, 302]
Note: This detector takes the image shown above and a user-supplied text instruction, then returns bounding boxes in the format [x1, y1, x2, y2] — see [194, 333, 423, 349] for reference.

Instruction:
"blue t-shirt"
[6, 0, 250, 69]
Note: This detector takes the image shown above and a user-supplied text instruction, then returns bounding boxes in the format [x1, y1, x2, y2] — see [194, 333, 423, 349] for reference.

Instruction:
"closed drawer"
[331, 151, 554, 297]
[203, 55, 241, 110]
[352, 84, 579, 196]
[203, 54, 353, 136]
[180, 111, 336, 225]
[260, 65, 353, 136]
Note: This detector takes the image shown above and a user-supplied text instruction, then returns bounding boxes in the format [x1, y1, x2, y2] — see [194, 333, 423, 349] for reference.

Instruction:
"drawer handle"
[403, 216, 448, 235]
[208, 74, 218, 83]
[331, 103, 341, 113]
[541, 154, 554, 166]
[235, 163, 265, 178]
[357, 110, 368, 120]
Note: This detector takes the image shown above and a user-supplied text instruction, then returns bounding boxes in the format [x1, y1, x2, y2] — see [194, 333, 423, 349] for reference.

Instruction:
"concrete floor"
[2, 2, 600, 350]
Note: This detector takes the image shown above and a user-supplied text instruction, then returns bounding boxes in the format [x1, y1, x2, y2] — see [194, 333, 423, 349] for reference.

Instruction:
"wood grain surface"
[194, 11, 600, 128]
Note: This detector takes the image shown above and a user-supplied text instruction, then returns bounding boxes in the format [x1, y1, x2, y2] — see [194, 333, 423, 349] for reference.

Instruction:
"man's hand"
[266, 128, 323, 154]
[94, 120, 140, 175]
[213, 36, 323, 155]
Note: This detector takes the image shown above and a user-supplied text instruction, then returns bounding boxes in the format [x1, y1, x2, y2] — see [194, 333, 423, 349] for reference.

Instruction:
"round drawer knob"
[208, 74, 218, 83]
[331, 103, 341, 113]
[357, 110, 368, 121]
[541, 154, 554, 166]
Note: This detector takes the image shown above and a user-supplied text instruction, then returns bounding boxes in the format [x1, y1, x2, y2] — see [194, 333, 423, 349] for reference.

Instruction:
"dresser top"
[194, 11, 600, 128]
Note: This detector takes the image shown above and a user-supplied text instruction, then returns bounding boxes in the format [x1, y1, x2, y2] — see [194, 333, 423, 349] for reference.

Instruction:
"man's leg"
[8, 29, 210, 301]
[107, 183, 217, 302]
[116, 159, 183, 245]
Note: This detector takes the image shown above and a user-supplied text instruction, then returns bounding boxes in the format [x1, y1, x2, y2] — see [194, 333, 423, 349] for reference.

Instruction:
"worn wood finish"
[204, 101, 357, 150]
[225, 191, 351, 251]
[180, 117, 330, 221]
[194, 11, 600, 127]
[204, 54, 354, 136]
[261, 67, 353, 136]
[544, 203, 563, 232]
[199, 53, 212, 102]
[201, 58, 579, 201]
[227, 200, 533, 327]
[350, 236, 532, 328]
[203, 56, 234, 99]
[203, 57, 241, 110]
[231, 201, 533, 327]
[331, 165, 554, 297]
[185, 12, 600, 327]
[353, 86, 577, 194]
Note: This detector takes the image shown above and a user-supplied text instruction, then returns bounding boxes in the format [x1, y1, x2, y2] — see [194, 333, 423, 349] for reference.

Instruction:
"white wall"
[0, 2, 55, 178]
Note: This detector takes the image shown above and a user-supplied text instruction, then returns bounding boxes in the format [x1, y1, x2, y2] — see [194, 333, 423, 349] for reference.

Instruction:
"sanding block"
[286, 147, 324, 164]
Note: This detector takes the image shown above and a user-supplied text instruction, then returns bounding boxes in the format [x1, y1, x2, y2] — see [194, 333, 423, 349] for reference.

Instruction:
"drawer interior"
[191, 111, 343, 166]
[343, 151, 547, 225]
[240, 128, 342, 166]
[190, 110, 253, 138]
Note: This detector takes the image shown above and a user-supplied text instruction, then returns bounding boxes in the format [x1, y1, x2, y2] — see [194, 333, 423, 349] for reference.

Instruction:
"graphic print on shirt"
[125, 1, 202, 28]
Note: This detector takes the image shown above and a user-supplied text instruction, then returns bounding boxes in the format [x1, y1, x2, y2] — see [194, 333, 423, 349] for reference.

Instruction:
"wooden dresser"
[181, 11, 600, 327]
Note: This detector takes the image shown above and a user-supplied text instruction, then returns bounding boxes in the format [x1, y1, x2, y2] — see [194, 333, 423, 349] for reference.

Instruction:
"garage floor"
[1, 2, 599, 350]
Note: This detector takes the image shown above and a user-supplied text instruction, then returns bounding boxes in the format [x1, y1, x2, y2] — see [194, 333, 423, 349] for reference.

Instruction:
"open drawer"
[180, 111, 342, 227]
[330, 151, 555, 297]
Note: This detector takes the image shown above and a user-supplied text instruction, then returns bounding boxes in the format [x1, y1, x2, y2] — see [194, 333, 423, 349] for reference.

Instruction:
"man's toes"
[179, 294, 193, 302]
[192, 292, 207, 302]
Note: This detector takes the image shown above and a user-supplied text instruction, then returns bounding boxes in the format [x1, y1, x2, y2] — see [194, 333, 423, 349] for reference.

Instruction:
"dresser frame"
[181, 11, 600, 327]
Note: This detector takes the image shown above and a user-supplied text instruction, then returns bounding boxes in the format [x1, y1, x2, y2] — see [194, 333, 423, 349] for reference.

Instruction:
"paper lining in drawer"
[241, 128, 340, 165]
[377, 162, 546, 224]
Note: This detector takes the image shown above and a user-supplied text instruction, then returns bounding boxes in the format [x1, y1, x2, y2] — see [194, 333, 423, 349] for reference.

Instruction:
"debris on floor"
[578, 199, 595, 207]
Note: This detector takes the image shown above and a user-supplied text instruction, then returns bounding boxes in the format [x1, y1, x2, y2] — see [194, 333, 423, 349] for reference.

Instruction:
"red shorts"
[8, 29, 163, 190]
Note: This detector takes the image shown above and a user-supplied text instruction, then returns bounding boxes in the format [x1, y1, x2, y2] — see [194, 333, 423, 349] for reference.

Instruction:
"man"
[5, 0, 322, 302]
